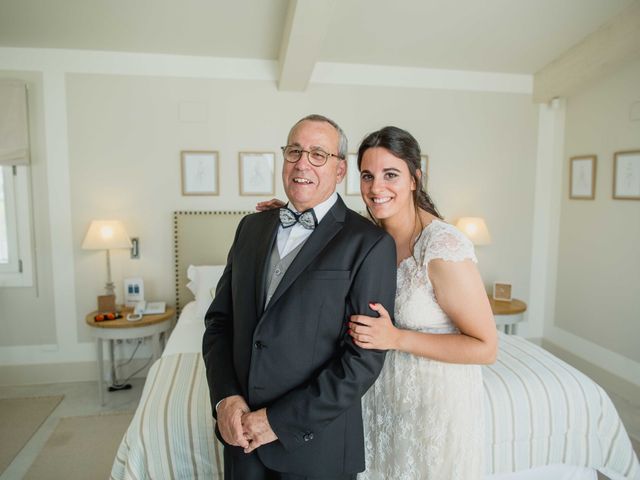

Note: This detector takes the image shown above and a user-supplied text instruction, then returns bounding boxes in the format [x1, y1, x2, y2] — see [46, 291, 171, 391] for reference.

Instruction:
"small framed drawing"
[181, 150, 219, 196]
[493, 282, 512, 302]
[420, 154, 429, 188]
[345, 153, 360, 196]
[613, 150, 640, 200]
[239, 152, 275, 196]
[569, 155, 596, 199]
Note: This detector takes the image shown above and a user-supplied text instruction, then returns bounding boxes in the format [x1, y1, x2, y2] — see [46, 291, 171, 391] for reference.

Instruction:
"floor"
[0, 378, 145, 480]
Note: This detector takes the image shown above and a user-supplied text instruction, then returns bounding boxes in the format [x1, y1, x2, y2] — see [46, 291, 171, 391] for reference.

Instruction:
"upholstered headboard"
[173, 211, 252, 313]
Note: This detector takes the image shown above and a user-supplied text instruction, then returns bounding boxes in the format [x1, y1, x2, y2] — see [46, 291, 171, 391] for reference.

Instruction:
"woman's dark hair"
[357, 126, 442, 222]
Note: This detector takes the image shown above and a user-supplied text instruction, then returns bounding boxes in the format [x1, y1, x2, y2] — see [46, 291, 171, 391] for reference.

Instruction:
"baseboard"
[0, 358, 152, 386]
[546, 326, 640, 387]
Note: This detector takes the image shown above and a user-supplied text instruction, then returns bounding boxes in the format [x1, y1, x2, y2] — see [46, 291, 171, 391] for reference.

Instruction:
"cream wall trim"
[42, 70, 78, 355]
[533, 0, 640, 103]
[0, 358, 151, 386]
[526, 99, 566, 338]
[278, 0, 336, 91]
[546, 325, 640, 387]
[0, 47, 533, 94]
[312, 62, 533, 94]
[0, 341, 154, 365]
[0, 343, 94, 364]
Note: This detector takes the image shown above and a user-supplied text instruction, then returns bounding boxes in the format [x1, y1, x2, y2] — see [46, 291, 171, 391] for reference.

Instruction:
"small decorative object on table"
[97, 294, 117, 313]
[123, 277, 144, 307]
[493, 282, 512, 301]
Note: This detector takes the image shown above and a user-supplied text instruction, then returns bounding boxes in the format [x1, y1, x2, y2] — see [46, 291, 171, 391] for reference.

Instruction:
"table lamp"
[455, 217, 491, 245]
[82, 220, 132, 308]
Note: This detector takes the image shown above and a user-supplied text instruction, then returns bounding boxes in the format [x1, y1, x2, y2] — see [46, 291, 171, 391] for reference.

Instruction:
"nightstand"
[85, 306, 175, 405]
[488, 297, 527, 334]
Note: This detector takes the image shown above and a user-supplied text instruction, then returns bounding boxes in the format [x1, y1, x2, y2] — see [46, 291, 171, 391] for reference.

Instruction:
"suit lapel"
[254, 210, 279, 315]
[264, 197, 347, 312]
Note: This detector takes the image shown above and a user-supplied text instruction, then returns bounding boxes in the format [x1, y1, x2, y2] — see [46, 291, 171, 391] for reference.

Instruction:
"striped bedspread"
[111, 334, 639, 480]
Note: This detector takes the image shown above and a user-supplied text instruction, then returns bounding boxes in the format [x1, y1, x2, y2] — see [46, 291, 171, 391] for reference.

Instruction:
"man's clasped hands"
[217, 395, 278, 454]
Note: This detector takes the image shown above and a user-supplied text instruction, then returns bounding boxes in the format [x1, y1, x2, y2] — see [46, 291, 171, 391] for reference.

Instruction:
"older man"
[203, 114, 397, 480]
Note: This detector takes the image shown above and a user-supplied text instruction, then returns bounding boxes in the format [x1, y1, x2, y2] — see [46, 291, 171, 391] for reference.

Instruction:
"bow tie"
[279, 207, 317, 230]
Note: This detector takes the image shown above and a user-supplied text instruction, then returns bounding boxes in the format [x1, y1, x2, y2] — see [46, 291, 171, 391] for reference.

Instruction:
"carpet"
[24, 412, 133, 480]
[0, 395, 63, 475]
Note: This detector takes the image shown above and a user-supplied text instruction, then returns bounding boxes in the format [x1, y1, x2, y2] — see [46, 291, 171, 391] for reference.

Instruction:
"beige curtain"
[0, 80, 30, 166]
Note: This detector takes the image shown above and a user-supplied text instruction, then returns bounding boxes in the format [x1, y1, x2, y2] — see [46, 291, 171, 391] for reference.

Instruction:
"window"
[0, 165, 33, 286]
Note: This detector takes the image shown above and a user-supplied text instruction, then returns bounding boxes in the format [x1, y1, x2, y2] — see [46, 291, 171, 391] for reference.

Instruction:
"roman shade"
[0, 80, 30, 166]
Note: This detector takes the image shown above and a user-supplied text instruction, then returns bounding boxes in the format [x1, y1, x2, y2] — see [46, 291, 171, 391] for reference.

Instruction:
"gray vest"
[264, 239, 307, 307]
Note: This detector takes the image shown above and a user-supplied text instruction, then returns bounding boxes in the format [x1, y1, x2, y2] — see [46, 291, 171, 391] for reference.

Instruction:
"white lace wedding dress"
[360, 220, 484, 480]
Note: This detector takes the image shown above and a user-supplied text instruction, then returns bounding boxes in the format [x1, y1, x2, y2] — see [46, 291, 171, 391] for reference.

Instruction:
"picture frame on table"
[181, 151, 219, 196]
[493, 282, 512, 302]
[569, 155, 596, 200]
[239, 152, 275, 196]
[345, 153, 360, 196]
[613, 150, 640, 200]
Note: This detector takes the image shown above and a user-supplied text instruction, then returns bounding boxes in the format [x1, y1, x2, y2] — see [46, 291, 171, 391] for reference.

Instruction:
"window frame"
[0, 165, 34, 287]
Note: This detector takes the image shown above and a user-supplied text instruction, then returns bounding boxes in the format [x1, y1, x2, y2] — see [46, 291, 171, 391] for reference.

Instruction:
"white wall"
[552, 58, 640, 368]
[0, 48, 539, 382]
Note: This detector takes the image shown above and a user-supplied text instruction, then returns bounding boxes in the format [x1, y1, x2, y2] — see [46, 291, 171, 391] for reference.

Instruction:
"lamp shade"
[455, 217, 491, 245]
[82, 220, 131, 250]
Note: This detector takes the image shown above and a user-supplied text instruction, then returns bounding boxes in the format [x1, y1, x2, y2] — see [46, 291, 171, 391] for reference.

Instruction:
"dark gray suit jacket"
[202, 196, 397, 476]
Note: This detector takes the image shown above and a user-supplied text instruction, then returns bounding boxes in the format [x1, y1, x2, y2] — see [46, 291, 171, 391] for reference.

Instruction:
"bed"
[111, 211, 639, 480]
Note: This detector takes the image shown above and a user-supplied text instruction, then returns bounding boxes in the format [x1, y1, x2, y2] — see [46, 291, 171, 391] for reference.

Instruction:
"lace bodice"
[395, 219, 477, 333]
[359, 220, 484, 480]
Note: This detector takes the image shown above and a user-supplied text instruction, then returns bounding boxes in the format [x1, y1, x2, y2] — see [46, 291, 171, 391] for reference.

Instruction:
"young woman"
[257, 125, 497, 479]
[351, 126, 496, 480]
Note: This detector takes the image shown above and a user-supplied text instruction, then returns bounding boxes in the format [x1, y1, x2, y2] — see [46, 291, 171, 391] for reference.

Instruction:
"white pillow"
[186, 265, 225, 318]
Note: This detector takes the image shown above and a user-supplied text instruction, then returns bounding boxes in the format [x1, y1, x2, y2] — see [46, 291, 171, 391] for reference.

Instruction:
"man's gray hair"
[288, 114, 348, 160]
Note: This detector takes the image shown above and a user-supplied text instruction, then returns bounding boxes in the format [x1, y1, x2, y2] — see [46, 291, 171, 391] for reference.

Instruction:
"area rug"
[23, 412, 133, 480]
[0, 395, 64, 474]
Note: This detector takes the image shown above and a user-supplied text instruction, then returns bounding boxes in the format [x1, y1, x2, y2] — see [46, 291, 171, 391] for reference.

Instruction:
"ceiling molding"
[0, 47, 532, 95]
[0, 47, 278, 80]
[277, 0, 336, 91]
[533, 0, 640, 103]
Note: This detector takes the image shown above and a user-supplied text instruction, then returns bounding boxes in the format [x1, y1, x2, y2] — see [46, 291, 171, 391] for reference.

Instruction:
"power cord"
[108, 339, 154, 391]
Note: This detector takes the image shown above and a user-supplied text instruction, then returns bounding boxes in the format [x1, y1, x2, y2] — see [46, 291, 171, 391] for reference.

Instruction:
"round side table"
[488, 297, 527, 335]
[85, 306, 175, 405]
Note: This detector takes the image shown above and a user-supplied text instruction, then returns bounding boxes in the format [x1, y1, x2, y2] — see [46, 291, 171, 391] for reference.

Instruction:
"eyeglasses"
[281, 145, 344, 167]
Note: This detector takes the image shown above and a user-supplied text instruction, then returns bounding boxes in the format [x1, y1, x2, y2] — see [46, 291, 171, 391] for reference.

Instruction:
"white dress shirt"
[277, 192, 338, 257]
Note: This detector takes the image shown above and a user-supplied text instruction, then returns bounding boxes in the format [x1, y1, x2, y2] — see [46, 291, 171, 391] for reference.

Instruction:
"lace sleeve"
[421, 222, 477, 266]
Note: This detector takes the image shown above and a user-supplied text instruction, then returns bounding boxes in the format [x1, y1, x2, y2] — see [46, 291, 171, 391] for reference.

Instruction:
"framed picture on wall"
[420, 154, 429, 188]
[613, 150, 640, 200]
[345, 153, 360, 196]
[569, 155, 596, 199]
[181, 151, 219, 196]
[239, 152, 275, 196]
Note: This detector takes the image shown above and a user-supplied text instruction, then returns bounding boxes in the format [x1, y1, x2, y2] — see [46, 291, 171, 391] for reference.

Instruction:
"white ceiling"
[0, 0, 635, 74]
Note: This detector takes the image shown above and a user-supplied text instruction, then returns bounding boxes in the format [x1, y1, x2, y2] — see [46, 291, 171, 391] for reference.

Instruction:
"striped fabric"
[485, 334, 638, 480]
[111, 335, 639, 480]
